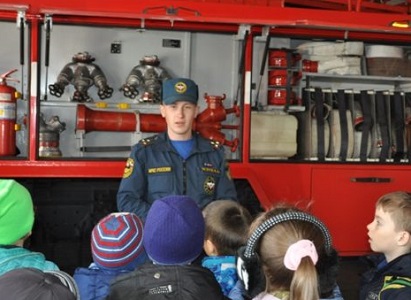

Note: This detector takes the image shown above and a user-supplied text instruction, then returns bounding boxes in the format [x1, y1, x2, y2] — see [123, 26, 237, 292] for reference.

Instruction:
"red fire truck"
[1, 0, 411, 270]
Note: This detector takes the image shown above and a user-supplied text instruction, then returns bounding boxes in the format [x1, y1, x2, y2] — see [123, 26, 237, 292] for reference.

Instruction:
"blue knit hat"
[162, 78, 198, 105]
[143, 195, 205, 265]
[91, 212, 147, 270]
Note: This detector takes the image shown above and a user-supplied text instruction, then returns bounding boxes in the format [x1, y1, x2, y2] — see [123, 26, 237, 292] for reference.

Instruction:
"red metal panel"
[230, 162, 312, 209]
[311, 166, 411, 255]
[1, 0, 410, 35]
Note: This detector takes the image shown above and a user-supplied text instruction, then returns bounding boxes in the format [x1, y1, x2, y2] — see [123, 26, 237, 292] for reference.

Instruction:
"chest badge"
[203, 176, 216, 195]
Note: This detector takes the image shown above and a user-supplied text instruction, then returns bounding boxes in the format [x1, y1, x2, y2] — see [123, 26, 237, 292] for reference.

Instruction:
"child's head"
[143, 195, 205, 265]
[91, 212, 147, 270]
[375, 191, 411, 232]
[0, 268, 79, 300]
[239, 205, 333, 300]
[0, 179, 34, 245]
[367, 191, 411, 261]
[202, 200, 252, 256]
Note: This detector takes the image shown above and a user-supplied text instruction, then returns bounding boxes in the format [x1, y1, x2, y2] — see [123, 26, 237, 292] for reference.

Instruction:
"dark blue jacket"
[117, 132, 237, 219]
[360, 253, 411, 300]
[73, 263, 133, 300]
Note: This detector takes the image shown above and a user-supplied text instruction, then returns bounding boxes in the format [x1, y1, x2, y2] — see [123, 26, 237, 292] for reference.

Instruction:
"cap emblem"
[174, 81, 187, 94]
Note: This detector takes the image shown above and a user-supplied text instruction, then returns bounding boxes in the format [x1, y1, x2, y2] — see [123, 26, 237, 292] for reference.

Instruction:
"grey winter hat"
[0, 268, 79, 300]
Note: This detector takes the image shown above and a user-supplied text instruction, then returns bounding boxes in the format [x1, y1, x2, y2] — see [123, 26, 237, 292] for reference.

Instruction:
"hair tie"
[283, 239, 318, 271]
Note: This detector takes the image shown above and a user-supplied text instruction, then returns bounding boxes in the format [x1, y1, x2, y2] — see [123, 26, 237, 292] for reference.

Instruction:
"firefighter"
[116, 77, 237, 219]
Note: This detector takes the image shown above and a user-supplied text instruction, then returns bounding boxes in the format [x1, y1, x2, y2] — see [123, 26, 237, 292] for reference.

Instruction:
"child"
[0, 267, 79, 300]
[237, 205, 343, 300]
[0, 179, 59, 275]
[73, 212, 148, 300]
[201, 200, 252, 299]
[360, 191, 411, 300]
[106, 195, 229, 299]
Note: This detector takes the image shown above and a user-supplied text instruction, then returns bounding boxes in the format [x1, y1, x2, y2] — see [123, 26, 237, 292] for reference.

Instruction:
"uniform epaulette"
[210, 140, 222, 150]
[138, 136, 158, 147]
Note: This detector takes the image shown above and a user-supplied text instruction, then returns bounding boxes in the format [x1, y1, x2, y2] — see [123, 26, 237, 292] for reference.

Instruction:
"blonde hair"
[251, 206, 323, 300]
[377, 191, 411, 232]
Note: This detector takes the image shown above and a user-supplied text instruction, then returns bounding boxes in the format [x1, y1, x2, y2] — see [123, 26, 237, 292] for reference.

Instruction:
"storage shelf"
[303, 72, 411, 87]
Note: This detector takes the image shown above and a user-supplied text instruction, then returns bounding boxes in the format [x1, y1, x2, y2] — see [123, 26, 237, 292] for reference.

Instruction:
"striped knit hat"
[91, 212, 147, 270]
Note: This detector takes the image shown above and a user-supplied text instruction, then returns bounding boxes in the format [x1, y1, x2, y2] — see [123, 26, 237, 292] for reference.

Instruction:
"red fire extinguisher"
[0, 69, 21, 156]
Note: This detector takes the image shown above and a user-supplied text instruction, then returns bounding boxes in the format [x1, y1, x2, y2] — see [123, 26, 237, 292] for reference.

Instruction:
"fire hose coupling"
[121, 55, 171, 103]
[39, 113, 66, 158]
[49, 51, 113, 102]
[120, 84, 139, 99]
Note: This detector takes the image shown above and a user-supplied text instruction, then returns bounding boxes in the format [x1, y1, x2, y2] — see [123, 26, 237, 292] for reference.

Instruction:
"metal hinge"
[16, 10, 25, 28]
[44, 14, 53, 31]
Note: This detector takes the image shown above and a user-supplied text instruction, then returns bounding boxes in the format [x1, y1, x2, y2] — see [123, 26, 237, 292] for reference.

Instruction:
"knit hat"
[91, 212, 147, 270]
[0, 268, 78, 300]
[0, 179, 34, 245]
[162, 78, 198, 105]
[143, 195, 205, 265]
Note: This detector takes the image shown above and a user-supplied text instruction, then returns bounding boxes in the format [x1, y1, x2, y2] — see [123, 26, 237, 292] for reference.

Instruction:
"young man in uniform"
[116, 77, 237, 219]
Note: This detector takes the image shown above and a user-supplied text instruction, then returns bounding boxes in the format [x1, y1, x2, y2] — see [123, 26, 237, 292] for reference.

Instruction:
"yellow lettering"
[148, 167, 172, 174]
[201, 167, 220, 174]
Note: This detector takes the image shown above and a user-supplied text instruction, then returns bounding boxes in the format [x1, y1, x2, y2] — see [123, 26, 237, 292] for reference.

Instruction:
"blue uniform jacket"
[117, 132, 237, 219]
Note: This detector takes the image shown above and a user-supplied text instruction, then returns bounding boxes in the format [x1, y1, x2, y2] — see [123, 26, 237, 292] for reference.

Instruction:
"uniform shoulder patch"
[138, 136, 158, 147]
[122, 158, 134, 178]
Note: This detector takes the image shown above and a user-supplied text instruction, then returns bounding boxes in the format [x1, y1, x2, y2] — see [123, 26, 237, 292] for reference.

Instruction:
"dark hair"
[203, 200, 252, 255]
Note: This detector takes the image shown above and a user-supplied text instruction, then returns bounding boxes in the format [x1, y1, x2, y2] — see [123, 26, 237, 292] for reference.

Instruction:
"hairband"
[284, 239, 318, 271]
[243, 211, 332, 260]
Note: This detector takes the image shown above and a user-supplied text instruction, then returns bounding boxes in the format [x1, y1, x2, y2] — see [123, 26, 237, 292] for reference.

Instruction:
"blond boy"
[360, 191, 411, 300]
